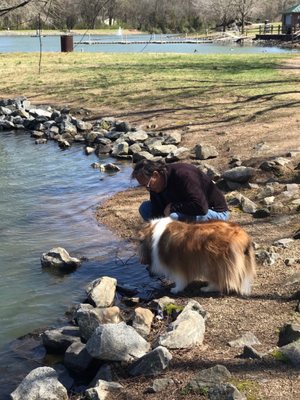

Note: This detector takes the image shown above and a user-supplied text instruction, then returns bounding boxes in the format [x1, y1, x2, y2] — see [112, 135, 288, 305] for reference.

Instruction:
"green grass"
[230, 379, 262, 400]
[270, 349, 291, 364]
[0, 52, 298, 126]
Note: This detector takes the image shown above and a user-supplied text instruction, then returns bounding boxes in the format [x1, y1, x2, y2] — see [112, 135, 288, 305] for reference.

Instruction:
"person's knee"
[139, 201, 152, 221]
[169, 212, 179, 220]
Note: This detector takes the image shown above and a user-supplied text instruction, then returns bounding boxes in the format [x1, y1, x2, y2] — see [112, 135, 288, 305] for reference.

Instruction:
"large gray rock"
[64, 342, 93, 373]
[129, 143, 142, 154]
[76, 304, 122, 341]
[104, 130, 122, 141]
[132, 307, 154, 338]
[124, 130, 148, 142]
[129, 346, 172, 377]
[158, 300, 206, 349]
[222, 166, 255, 183]
[75, 120, 93, 131]
[41, 325, 80, 353]
[10, 366, 68, 400]
[0, 119, 15, 129]
[187, 364, 231, 391]
[194, 144, 218, 160]
[240, 345, 264, 360]
[41, 247, 81, 269]
[163, 131, 182, 145]
[59, 120, 77, 136]
[239, 195, 257, 214]
[226, 192, 257, 214]
[88, 364, 113, 389]
[165, 147, 190, 162]
[146, 378, 174, 393]
[228, 332, 260, 348]
[86, 322, 150, 361]
[208, 383, 246, 400]
[112, 142, 129, 157]
[278, 341, 300, 366]
[0, 106, 13, 115]
[29, 108, 52, 119]
[132, 150, 154, 162]
[85, 380, 123, 400]
[86, 276, 117, 307]
[98, 163, 121, 172]
[52, 364, 74, 391]
[150, 144, 177, 156]
[278, 323, 300, 347]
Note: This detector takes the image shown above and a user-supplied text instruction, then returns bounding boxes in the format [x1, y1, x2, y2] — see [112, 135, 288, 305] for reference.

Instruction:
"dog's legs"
[170, 276, 187, 294]
[240, 276, 252, 296]
[200, 282, 220, 293]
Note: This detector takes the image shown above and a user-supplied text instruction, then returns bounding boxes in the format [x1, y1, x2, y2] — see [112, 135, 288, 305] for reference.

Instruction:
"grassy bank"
[0, 52, 299, 127]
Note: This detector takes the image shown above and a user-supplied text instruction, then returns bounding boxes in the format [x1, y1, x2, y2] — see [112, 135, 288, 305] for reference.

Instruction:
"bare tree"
[0, 0, 33, 17]
[0, 0, 293, 32]
[233, 0, 256, 33]
[78, 0, 112, 29]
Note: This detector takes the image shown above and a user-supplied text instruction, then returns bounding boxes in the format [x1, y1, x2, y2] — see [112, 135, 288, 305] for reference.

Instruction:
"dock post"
[60, 35, 73, 52]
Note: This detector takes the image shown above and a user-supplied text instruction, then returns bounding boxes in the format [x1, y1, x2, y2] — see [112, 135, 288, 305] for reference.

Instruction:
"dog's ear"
[137, 222, 153, 266]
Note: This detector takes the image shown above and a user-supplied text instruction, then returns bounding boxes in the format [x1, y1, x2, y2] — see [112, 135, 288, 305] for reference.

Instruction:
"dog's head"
[138, 222, 153, 266]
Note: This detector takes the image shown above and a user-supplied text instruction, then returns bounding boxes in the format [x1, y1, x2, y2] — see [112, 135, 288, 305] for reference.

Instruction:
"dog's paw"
[201, 283, 219, 293]
[170, 287, 180, 294]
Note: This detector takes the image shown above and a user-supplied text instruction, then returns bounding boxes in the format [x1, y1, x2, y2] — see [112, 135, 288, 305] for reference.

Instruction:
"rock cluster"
[0, 97, 189, 164]
[11, 277, 228, 400]
[13, 267, 300, 399]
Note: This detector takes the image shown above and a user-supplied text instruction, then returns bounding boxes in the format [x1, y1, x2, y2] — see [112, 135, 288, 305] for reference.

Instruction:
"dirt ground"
[94, 59, 300, 399]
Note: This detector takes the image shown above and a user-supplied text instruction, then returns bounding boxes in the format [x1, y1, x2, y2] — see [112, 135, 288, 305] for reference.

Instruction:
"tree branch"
[0, 0, 33, 17]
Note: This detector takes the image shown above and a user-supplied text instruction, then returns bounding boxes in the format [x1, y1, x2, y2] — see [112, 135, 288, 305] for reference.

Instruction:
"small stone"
[145, 378, 174, 393]
[228, 332, 260, 348]
[253, 208, 270, 219]
[240, 345, 264, 359]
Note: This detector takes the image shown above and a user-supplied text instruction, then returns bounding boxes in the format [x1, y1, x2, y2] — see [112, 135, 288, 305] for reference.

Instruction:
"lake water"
[0, 130, 163, 397]
[0, 33, 297, 54]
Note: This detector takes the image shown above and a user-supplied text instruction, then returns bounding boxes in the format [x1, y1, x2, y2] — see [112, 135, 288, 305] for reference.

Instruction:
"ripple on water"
[0, 131, 161, 395]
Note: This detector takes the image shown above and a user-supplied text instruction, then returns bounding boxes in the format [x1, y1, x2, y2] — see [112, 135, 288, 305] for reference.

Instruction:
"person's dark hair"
[131, 159, 167, 179]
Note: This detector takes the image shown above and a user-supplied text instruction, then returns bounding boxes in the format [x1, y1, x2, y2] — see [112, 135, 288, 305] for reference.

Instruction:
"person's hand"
[164, 204, 171, 216]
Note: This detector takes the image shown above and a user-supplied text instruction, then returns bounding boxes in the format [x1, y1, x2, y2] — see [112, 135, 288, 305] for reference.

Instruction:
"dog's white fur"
[139, 217, 256, 296]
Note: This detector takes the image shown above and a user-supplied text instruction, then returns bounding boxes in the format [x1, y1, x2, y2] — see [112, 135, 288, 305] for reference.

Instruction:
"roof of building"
[283, 4, 300, 14]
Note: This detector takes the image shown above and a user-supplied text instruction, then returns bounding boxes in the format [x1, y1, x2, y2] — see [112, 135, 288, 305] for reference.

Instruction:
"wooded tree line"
[0, 0, 297, 32]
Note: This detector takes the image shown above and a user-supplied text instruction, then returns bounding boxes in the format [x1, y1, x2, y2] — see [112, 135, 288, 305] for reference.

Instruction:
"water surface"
[0, 33, 297, 54]
[0, 130, 156, 351]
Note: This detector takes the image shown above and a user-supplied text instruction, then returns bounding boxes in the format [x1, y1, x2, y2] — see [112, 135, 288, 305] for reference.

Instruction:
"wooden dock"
[75, 38, 214, 45]
[255, 34, 294, 41]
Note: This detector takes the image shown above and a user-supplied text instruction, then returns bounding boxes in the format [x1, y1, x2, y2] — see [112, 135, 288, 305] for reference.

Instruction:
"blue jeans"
[139, 200, 229, 222]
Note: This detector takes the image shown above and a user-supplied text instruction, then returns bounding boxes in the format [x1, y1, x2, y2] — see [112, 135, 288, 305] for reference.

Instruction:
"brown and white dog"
[139, 217, 256, 295]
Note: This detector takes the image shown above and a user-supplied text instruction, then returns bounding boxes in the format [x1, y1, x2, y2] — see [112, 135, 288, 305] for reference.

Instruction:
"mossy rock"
[163, 303, 184, 318]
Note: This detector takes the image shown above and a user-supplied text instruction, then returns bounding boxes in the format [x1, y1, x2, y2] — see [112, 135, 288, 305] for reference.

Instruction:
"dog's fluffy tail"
[241, 240, 257, 295]
[227, 232, 256, 296]
[215, 228, 256, 295]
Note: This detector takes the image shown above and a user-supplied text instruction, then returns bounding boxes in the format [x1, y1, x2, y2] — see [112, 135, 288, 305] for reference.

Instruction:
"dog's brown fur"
[139, 218, 256, 295]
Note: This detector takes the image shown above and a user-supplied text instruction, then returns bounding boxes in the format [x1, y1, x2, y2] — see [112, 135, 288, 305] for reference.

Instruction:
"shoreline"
[0, 29, 143, 37]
